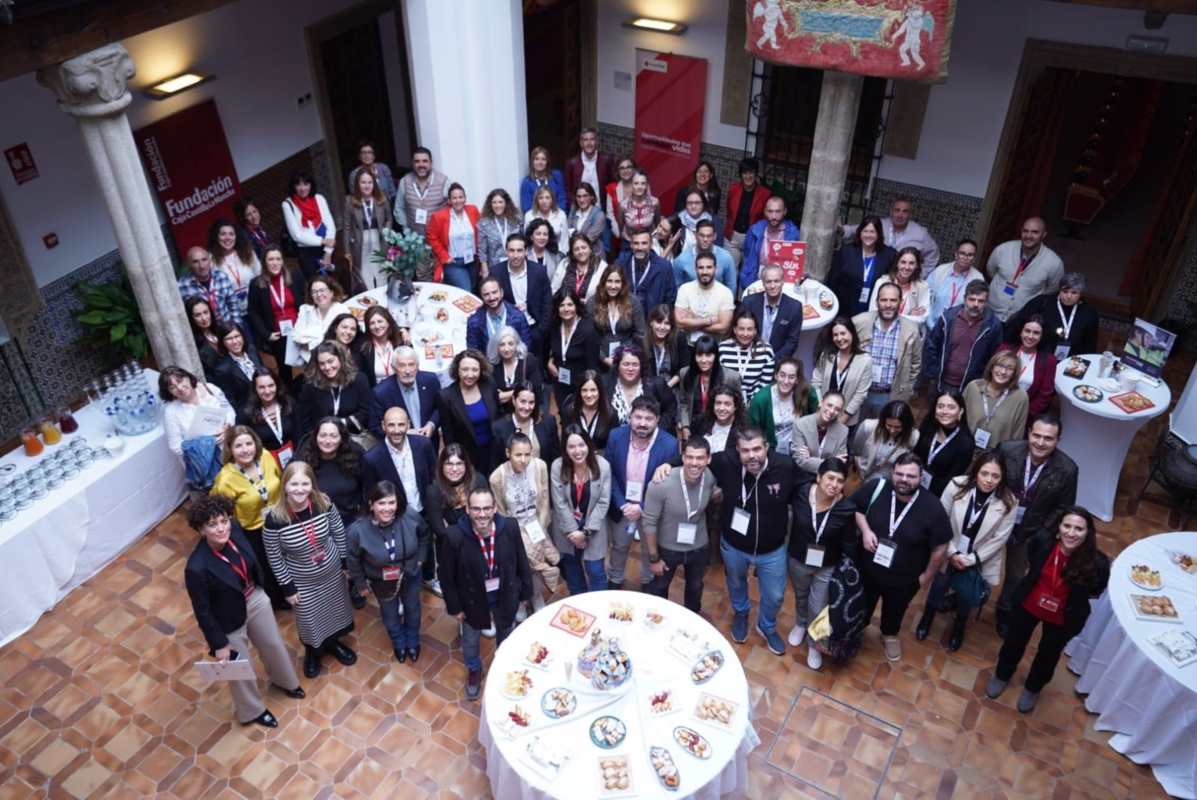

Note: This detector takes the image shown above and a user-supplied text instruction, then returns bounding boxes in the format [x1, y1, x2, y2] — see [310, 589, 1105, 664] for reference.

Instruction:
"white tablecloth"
[0, 383, 185, 645]
[478, 590, 759, 799]
[1053, 355, 1172, 521]
[1066, 531, 1197, 798]
[344, 281, 481, 387]
[741, 278, 838, 371]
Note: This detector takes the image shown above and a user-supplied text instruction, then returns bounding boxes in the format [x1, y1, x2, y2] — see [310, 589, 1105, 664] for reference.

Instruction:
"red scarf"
[291, 194, 322, 230]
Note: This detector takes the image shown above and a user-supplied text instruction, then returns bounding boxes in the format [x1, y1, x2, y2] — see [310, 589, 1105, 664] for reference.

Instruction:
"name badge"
[1015, 505, 1026, 524]
[609, 341, 621, 358]
[1003, 282, 1017, 296]
[278, 319, 294, 336]
[873, 539, 896, 568]
[805, 545, 825, 568]
[274, 445, 294, 468]
[1054, 344, 1071, 360]
[973, 429, 991, 449]
[525, 518, 546, 544]
[626, 481, 643, 503]
[677, 522, 697, 546]
[955, 535, 971, 555]
[1037, 595, 1060, 613]
[731, 507, 751, 534]
[382, 565, 402, 581]
[919, 472, 932, 489]
[414, 208, 428, 225]
[485, 576, 501, 593]
[858, 287, 871, 304]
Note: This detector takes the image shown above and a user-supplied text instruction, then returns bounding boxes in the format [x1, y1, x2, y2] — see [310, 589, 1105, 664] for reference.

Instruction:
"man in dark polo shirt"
[924, 279, 1003, 398]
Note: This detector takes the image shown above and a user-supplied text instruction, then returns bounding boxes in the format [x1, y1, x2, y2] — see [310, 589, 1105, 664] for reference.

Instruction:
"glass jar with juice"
[40, 417, 62, 445]
[57, 407, 79, 434]
[21, 426, 43, 456]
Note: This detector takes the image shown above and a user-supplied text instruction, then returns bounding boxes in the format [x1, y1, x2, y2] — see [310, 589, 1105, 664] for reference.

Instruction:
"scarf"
[611, 381, 643, 424]
[290, 194, 322, 230]
[678, 209, 712, 233]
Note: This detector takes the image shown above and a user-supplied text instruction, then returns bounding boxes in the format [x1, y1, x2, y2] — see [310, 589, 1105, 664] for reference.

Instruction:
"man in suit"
[994, 415, 1078, 638]
[440, 486, 531, 699]
[466, 276, 533, 355]
[739, 264, 803, 361]
[615, 227, 676, 313]
[565, 128, 616, 210]
[853, 283, 923, 419]
[604, 396, 679, 591]
[488, 234, 552, 358]
[368, 346, 441, 440]
[740, 196, 800, 288]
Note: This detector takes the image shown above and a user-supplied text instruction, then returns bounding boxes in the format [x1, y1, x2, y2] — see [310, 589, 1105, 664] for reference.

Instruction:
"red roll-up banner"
[633, 51, 708, 216]
[134, 99, 241, 255]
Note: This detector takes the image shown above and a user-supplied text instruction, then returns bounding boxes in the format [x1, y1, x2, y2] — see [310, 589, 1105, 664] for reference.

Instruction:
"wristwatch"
[648, 552, 661, 564]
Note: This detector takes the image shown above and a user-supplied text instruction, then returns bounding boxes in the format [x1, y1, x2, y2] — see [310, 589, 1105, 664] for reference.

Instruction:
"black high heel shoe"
[303, 646, 322, 679]
[274, 684, 305, 699]
[329, 640, 357, 666]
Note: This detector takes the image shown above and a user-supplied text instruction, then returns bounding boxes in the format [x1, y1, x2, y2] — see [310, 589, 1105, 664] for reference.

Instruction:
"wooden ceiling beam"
[0, 0, 236, 83]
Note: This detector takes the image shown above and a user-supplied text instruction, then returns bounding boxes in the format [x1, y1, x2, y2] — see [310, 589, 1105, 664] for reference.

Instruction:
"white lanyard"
[980, 389, 1009, 423]
[269, 274, 288, 309]
[1023, 455, 1046, 499]
[655, 344, 666, 374]
[262, 405, 283, 444]
[809, 486, 833, 544]
[582, 410, 598, 437]
[740, 467, 762, 506]
[330, 386, 343, 416]
[560, 320, 577, 357]
[888, 489, 920, 538]
[363, 200, 373, 223]
[732, 345, 750, 377]
[632, 258, 651, 289]
[965, 489, 990, 530]
[834, 354, 853, 391]
[681, 473, 705, 520]
[496, 219, 508, 243]
[1057, 300, 1077, 340]
[814, 425, 829, 457]
[926, 428, 959, 464]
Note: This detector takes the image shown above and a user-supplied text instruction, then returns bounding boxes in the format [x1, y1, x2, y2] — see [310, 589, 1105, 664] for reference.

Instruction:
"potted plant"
[72, 275, 151, 367]
[373, 228, 432, 305]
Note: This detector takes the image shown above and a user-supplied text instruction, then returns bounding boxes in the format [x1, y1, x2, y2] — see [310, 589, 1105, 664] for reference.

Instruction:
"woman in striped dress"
[263, 460, 357, 679]
[718, 307, 776, 406]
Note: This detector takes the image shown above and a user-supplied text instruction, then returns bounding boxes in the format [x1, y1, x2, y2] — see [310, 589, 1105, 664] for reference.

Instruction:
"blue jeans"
[559, 548, 608, 595]
[377, 577, 422, 650]
[720, 541, 787, 634]
[461, 618, 513, 672]
[442, 260, 474, 291]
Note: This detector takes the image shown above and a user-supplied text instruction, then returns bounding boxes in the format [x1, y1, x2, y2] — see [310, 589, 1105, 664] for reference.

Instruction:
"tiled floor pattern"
[0, 343, 1191, 799]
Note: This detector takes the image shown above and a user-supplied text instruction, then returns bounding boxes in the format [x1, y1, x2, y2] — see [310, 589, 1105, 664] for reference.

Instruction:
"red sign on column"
[633, 52, 707, 215]
[4, 144, 39, 184]
[767, 240, 806, 284]
[134, 99, 241, 254]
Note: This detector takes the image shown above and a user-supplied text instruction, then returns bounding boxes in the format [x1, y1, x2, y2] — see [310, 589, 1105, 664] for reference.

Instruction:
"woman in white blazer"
[811, 318, 872, 428]
[917, 451, 1017, 652]
[286, 275, 349, 367]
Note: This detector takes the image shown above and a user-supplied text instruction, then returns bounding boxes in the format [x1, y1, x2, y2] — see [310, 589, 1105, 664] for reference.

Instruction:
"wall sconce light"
[143, 72, 213, 100]
[623, 17, 687, 35]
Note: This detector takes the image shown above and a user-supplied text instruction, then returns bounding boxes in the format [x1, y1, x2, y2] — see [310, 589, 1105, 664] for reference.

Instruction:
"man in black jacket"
[440, 486, 532, 699]
[994, 415, 1078, 637]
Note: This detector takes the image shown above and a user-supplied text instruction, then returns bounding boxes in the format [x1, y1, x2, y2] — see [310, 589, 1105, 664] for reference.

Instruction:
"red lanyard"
[206, 284, 221, 322]
[573, 477, 587, 520]
[949, 276, 966, 307]
[575, 269, 587, 296]
[699, 376, 710, 411]
[213, 539, 253, 596]
[476, 525, 497, 576]
[301, 504, 326, 563]
[1010, 253, 1034, 286]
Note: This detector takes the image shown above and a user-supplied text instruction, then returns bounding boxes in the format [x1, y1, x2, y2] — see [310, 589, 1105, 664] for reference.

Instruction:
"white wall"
[0, 0, 368, 288]
[596, 0, 746, 150]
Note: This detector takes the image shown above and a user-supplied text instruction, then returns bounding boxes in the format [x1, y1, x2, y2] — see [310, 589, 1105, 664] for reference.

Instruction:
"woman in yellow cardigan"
[211, 426, 287, 608]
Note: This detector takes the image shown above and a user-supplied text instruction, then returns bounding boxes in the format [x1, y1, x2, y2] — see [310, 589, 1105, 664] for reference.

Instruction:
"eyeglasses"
[956, 251, 977, 259]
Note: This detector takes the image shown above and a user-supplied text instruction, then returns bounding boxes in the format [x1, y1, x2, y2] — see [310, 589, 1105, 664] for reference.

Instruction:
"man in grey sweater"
[642, 437, 718, 613]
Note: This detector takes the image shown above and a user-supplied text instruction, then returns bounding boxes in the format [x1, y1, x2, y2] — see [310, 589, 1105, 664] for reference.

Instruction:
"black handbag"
[946, 564, 990, 610]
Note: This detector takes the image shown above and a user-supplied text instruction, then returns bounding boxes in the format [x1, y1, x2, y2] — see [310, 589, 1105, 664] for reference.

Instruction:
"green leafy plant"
[72, 275, 149, 362]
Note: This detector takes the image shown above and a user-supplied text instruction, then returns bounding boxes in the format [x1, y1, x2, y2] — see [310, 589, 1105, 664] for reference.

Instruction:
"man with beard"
[466, 277, 533, 355]
[642, 437, 717, 613]
[853, 283, 922, 419]
[923, 279, 1003, 398]
[616, 227, 677, 312]
[674, 252, 735, 344]
[740, 195, 800, 288]
[672, 220, 737, 293]
[852, 452, 951, 662]
[393, 147, 450, 243]
[489, 233, 552, 358]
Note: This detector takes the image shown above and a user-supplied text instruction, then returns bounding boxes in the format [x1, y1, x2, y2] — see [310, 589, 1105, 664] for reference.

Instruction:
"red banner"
[633, 52, 707, 215]
[134, 99, 241, 254]
[766, 240, 806, 283]
[746, 0, 956, 82]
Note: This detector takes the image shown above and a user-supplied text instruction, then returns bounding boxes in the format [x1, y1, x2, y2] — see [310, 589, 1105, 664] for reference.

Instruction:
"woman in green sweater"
[747, 358, 819, 456]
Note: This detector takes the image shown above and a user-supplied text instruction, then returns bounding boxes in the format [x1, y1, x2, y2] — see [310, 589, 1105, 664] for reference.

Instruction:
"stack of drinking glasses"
[0, 439, 113, 523]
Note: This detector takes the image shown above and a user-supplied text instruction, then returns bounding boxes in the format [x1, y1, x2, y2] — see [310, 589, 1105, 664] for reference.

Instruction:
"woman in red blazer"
[998, 314, 1057, 421]
[426, 183, 480, 290]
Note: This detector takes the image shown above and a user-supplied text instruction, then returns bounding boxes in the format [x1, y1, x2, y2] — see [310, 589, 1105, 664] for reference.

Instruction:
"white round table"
[1066, 531, 1197, 799]
[344, 281, 482, 387]
[741, 277, 838, 372]
[478, 590, 758, 799]
[1053, 355, 1171, 521]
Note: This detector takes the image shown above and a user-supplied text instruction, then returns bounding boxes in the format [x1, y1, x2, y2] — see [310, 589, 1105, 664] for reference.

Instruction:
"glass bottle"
[40, 417, 62, 445]
[58, 407, 79, 434]
[21, 427, 44, 456]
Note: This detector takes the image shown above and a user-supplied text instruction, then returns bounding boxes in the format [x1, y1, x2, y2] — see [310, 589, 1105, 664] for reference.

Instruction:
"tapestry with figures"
[745, 0, 957, 82]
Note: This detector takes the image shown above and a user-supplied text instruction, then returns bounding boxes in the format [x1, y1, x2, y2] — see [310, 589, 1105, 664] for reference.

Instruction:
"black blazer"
[1009, 529, 1110, 637]
[739, 292, 804, 362]
[361, 434, 437, 508]
[237, 403, 301, 452]
[425, 472, 489, 544]
[212, 350, 264, 415]
[997, 441, 1078, 541]
[247, 270, 307, 345]
[367, 371, 442, 438]
[829, 244, 897, 317]
[913, 425, 976, 497]
[437, 378, 502, 473]
[184, 525, 265, 655]
[562, 398, 613, 453]
[298, 372, 372, 437]
[490, 260, 553, 336]
[643, 336, 690, 384]
[600, 374, 678, 434]
[494, 354, 546, 413]
[440, 513, 533, 631]
[548, 319, 600, 388]
[491, 414, 561, 468]
[1005, 293, 1099, 357]
[196, 335, 221, 384]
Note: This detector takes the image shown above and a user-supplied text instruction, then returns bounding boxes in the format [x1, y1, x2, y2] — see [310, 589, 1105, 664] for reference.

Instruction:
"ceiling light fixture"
[624, 17, 687, 35]
[144, 72, 213, 100]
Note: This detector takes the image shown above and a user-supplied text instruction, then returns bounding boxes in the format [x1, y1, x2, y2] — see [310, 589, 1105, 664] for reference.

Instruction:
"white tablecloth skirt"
[479, 702, 760, 800]
[1067, 592, 1197, 799]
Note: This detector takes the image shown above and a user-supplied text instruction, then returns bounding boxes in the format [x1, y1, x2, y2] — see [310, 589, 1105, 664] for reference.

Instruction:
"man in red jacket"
[565, 128, 616, 211]
[724, 158, 772, 268]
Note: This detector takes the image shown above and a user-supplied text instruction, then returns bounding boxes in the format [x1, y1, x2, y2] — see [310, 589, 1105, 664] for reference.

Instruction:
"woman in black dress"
[239, 367, 301, 466]
[601, 344, 677, 433]
[186, 295, 223, 382]
[424, 444, 490, 628]
[490, 382, 561, 468]
[488, 325, 545, 415]
[547, 286, 600, 412]
[642, 304, 688, 392]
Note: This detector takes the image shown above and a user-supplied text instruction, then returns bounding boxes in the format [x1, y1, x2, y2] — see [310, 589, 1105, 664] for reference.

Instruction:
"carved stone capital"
[37, 43, 135, 118]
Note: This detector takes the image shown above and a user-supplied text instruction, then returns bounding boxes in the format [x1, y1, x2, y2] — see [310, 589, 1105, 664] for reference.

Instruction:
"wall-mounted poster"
[633, 51, 707, 215]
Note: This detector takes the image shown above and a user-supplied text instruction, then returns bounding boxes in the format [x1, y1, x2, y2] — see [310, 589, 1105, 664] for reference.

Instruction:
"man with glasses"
[926, 239, 984, 328]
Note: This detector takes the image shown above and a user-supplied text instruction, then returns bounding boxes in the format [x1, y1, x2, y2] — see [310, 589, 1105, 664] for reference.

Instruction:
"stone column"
[800, 71, 864, 281]
[401, 0, 528, 202]
[37, 44, 202, 376]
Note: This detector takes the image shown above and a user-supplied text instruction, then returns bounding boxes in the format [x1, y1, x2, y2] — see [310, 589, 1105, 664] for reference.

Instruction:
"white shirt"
[580, 151, 599, 194]
[448, 209, 475, 260]
[706, 422, 732, 454]
[387, 439, 422, 512]
[675, 280, 734, 343]
[163, 383, 235, 456]
[509, 267, 530, 321]
[1017, 350, 1036, 391]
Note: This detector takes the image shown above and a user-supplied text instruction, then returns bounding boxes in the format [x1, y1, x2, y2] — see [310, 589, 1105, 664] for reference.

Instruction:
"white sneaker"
[514, 604, 528, 623]
[787, 625, 806, 647]
[481, 625, 497, 638]
[531, 594, 546, 611]
[806, 646, 823, 671]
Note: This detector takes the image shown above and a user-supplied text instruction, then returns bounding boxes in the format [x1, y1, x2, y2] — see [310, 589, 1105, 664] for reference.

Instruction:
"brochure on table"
[1122, 318, 1176, 379]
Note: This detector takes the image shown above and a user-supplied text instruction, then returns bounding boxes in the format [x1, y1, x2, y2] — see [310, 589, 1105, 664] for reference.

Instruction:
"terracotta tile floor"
[1, 343, 1191, 799]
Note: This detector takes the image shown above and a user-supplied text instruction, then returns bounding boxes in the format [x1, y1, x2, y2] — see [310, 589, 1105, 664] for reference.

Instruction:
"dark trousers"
[862, 571, 920, 636]
[422, 523, 439, 583]
[994, 605, 1070, 692]
[296, 246, 325, 280]
[648, 545, 710, 613]
[925, 571, 973, 620]
[244, 527, 289, 609]
[997, 536, 1031, 612]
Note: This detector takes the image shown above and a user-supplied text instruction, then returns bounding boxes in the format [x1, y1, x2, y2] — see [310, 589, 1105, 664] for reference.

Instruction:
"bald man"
[177, 246, 241, 326]
[985, 217, 1064, 322]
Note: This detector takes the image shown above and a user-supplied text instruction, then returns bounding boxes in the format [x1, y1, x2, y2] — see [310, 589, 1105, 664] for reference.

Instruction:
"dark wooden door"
[319, 18, 396, 188]
[524, 0, 582, 168]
